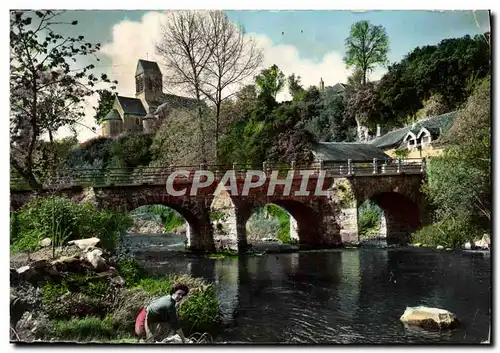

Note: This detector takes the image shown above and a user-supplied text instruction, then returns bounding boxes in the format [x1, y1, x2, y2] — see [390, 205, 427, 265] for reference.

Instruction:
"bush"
[178, 284, 222, 335]
[358, 200, 383, 236]
[410, 217, 482, 248]
[116, 258, 146, 287]
[11, 196, 132, 253]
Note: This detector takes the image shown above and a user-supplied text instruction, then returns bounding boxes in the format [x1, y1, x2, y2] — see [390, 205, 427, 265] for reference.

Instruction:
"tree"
[376, 34, 490, 125]
[287, 74, 305, 101]
[200, 10, 263, 161]
[10, 10, 116, 188]
[255, 64, 286, 100]
[93, 89, 116, 125]
[343, 82, 383, 141]
[156, 10, 212, 160]
[421, 78, 491, 245]
[344, 20, 389, 85]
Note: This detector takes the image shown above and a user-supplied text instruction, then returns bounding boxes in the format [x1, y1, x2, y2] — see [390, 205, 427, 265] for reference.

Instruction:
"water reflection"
[135, 244, 490, 344]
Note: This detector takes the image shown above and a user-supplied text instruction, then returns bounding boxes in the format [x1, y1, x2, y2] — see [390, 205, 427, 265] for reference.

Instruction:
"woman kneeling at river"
[135, 284, 189, 343]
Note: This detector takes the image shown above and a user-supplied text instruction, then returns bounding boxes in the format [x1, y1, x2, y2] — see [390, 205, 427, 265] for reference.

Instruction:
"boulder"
[68, 237, 101, 251]
[412, 243, 422, 247]
[436, 245, 444, 250]
[40, 238, 52, 247]
[400, 306, 459, 330]
[464, 242, 472, 250]
[85, 249, 108, 271]
[475, 234, 490, 250]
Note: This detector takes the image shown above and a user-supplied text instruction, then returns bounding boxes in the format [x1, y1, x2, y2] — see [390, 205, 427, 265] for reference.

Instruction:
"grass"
[206, 250, 239, 259]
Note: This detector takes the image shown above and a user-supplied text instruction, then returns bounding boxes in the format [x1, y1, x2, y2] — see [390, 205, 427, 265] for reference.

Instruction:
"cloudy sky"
[49, 10, 490, 141]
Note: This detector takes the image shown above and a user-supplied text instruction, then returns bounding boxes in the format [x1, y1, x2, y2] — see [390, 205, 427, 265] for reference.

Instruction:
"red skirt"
[135, 307, 147, 337]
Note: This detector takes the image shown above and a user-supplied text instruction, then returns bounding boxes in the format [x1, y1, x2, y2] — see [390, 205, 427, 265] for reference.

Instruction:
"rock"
[400, 306, 459, 330]
[68, 237, 101, 251]
[464, 242, 472, 250]
[436, 245, 444, 250]
[40, 238, 52, 247]
[474, 234, 490, 250]
[446, 248, 452, 251]
[412, 243, 422, 247]
[85, 249, 108, 271]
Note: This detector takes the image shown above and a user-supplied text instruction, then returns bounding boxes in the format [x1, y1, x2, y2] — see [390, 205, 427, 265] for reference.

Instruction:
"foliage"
[358, 200, 383, 236]
[151, 108, 216, 166]
[393, 148, 410, 160]
[93, 89, 116, 124]
[11, 196, 132, 253]
[344, 20, 390, 85]
[263, 204, 292, 244]
[376, 33, 490, 125]
[255, 64, 286, 99]
[410, 218, 481, 248]
[131, 205, 185, 232]
[49, 316, 115, 341]
[418, 77, 490, 246]
[10, 10, 116, 189]
[178, 284, 222, 335]
[116, 258, 146, 287]
[109, 133, 153, 168]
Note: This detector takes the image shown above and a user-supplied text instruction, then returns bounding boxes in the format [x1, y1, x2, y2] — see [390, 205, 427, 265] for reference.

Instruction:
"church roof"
[116, 96, 147, 116]
[312, 142, 389, 162]
[102, 109, 122, 121]
[136, 59, 161, 76]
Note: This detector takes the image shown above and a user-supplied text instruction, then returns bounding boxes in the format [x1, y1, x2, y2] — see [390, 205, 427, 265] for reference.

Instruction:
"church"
[100, 59, 198, 137]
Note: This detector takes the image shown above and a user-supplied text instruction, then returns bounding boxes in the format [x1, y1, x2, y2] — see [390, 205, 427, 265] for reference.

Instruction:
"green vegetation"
[33, 258, 222, 342]
[358, 200, 383, 237]
[264, 204, 292, 244]
[131, 205, 185, 233]
[49, 316, 116, 341]
[10, 196, 132, 254]
[411, 78, 491, 248]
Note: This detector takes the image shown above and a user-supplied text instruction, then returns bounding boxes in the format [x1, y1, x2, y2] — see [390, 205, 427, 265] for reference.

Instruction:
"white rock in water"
[69, 237, 101, 250]
[464, 242, 472, 250]
[40, 238, 52, 247]
[436, 245, 444, 250]
[400, 306, 459, 330]
[474, 235, 490, 249]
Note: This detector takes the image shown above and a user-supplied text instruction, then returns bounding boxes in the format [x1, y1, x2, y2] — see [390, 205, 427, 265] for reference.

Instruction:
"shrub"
[178, 284, 222, 335]
[116, 258, 146, 287]
[11, 196, 132, 253]
[410, 217, 482, 248]
[358, 200, 383, 236]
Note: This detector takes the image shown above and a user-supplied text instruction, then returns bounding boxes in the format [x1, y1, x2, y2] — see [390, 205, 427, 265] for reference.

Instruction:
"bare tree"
[156, 10, 263, 163]
[200, 11, 263, 160]
[156, 10, 212, 160]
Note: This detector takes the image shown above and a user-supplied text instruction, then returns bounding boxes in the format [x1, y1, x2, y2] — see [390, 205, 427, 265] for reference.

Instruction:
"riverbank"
[10, 241, 222, 344]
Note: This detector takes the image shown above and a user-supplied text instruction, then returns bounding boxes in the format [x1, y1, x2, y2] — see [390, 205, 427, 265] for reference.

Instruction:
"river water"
[127, 235, 491, 344]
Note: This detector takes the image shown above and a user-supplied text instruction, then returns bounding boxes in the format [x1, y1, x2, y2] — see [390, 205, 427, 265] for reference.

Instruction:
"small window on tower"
[136, 118, 140, 125]
[136, 74, 144, 93]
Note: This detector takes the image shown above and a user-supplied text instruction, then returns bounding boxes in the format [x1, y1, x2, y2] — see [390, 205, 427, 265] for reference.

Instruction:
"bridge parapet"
[10, 158, 426, 191]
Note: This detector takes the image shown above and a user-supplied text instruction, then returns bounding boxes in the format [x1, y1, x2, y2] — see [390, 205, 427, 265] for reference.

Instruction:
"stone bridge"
[10, 161, 429, 252]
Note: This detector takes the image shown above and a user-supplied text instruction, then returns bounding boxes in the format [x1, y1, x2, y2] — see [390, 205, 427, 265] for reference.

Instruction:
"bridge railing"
[10, 158, 426, 191]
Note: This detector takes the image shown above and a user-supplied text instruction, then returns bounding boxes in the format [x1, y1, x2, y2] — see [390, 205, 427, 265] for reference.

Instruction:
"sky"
[45, 10, 490, 141]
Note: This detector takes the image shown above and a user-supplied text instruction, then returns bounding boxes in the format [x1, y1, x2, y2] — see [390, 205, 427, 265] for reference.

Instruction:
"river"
[125, 235, 491, 344]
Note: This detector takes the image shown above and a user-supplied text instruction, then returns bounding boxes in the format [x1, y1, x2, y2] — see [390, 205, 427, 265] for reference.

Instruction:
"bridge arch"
[91, 185, 215, 251]
[360, 191, 421, 245]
